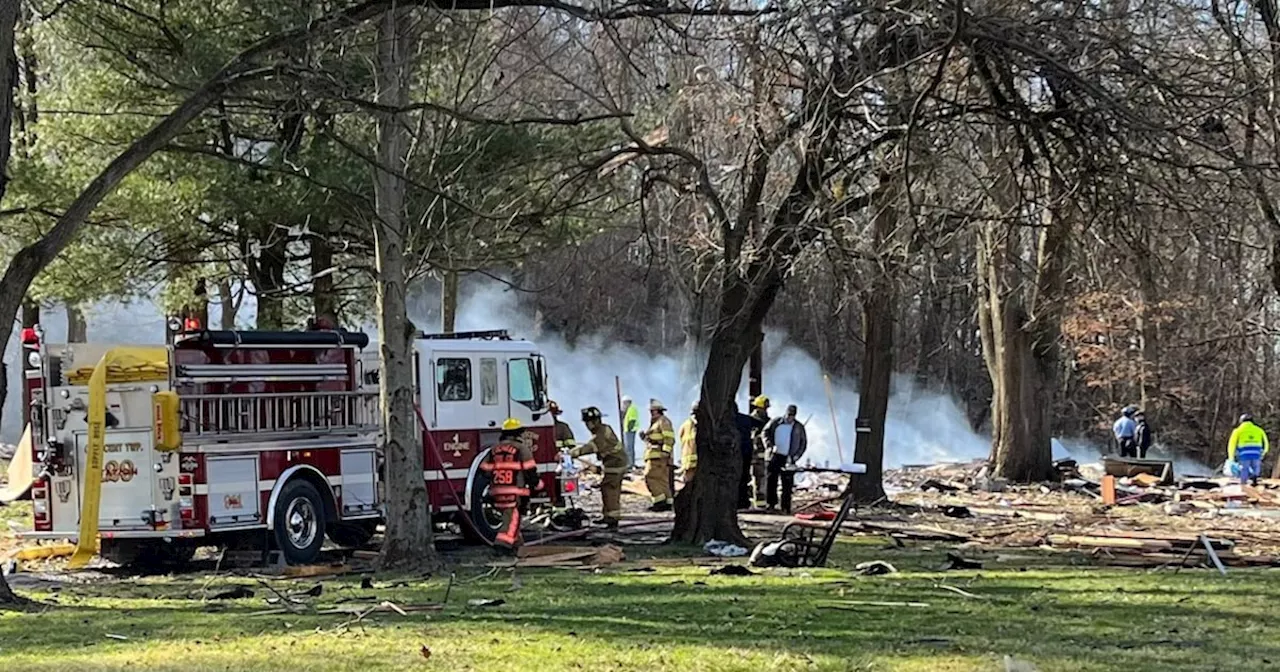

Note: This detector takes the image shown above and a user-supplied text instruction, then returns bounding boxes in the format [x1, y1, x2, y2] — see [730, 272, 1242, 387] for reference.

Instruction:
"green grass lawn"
[2, 537, 1277, 671]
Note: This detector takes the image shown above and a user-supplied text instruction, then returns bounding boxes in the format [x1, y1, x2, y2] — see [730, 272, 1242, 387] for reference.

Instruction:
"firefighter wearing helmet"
[748, 395, 772, 509]
[479, 418, 540, 550]
[643, 398, 676, 511]
[549, 400, 576, 452]
[679, 401, 699, 486]
[570, 406, 627, 527]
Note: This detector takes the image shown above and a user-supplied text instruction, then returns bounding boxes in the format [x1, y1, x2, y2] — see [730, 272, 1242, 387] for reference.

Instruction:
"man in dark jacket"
[763, 404, 808, 514]
[736, 404, 760, 510]
[1135, 410, 1154, 459]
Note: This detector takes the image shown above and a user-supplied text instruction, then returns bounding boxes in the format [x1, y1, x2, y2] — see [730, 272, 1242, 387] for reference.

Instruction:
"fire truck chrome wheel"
[272, 479, 327, 565]
[286, 497, 319, 549]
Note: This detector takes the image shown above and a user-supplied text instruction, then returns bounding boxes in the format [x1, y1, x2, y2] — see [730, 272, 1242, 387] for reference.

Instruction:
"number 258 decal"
[103, 460, 136, 483]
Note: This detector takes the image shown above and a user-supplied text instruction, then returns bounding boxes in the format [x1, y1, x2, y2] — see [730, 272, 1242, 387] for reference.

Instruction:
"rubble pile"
[855, 458, 1280, 569]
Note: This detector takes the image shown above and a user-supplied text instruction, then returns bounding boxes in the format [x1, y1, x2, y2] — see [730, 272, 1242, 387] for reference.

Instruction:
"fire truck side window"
[508, 358, 545, 410]
[479, 358, 499, 406]
[436, 358, 472, 402]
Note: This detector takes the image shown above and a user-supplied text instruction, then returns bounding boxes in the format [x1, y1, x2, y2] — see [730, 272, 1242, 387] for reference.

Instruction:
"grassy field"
[3, 533, 1277, 671]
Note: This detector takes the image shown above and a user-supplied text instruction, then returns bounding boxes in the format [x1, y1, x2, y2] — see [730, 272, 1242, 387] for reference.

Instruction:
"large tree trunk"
[218, 280, 239, 329]
[851, 164, 900, 502]
[852, 289, 893, 502]
[373, 7, 435, 571]
[976, 171, 1070, 482]
[311, 233, 340, 326]
[250, 235, 289, 330]
[672, 282, 759, 547]
[441, 270, 458, 334]
[66, 304, 86, 342]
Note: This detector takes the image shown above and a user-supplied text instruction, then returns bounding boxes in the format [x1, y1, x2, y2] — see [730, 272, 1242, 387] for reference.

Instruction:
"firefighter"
[570, 406, 627, 527]
[549, 400, 576, 452]
[480, 418, 540, 551]
[643, 399, 676, 511]
[748, 395, 772, 509]
[679, 401, 698, 486]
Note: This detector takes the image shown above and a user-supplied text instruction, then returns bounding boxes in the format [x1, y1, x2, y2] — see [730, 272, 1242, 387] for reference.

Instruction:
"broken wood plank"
[1048, 534, 1174, 552]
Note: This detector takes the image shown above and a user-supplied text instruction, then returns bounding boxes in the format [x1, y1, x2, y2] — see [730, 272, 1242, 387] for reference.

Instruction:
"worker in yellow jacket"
[643, 398, 676, 511]
[1228, 413, 1269, 486]
[679, 401, 698, 486]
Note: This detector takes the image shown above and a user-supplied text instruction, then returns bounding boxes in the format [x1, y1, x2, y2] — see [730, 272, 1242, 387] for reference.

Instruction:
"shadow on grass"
[4, 538, 1280, 671]
[6, 564, 1280, 671]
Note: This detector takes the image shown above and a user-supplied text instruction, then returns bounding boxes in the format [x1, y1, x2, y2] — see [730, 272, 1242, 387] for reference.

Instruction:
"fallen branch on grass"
[818, 600, 931, 609]
[936, 583, 989, 601]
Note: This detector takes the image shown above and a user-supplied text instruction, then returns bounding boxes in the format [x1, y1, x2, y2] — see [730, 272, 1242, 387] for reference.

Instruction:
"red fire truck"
[16, 324, 570, 566]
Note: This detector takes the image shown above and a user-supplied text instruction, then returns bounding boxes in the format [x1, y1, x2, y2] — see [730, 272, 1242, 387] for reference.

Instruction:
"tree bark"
[250, 235, 289, 330]
[441, 270, 458, 334]
[66, 304, 86, 342]
[673, 96, 838, 543]
[218, 280, 239, 330]
[851, 161, 901, 502]
[373, 7, 435, 571]
[852, 289, 893, 502]
[311, 233, 340, 326]
[976, 170, 1069, 483]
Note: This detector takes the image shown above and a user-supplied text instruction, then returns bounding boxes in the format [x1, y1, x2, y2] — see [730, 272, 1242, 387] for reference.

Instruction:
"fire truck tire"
[326, 520, 378, 548]
[465, 469, 500, 544]
[273, 479, 327, 564]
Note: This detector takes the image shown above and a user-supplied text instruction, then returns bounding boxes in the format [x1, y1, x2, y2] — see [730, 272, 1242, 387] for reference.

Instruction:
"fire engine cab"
[17, 324, 568, 566]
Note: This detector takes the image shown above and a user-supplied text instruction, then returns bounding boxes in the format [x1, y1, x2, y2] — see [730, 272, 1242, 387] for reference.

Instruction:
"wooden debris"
[1132, 473, 1163, 488]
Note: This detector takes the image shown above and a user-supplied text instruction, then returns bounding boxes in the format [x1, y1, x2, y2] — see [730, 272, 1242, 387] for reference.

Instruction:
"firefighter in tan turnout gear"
[749, 395, 772, 509]
[549, 400, 575, 452]
[643, 399, 676, 511]
[570, 406, 627, 528]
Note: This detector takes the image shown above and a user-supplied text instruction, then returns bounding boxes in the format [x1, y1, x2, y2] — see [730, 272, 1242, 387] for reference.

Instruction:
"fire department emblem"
[180, 456, 198, 472]
[224, 494, 243, 510]
[443, 434, 469, 459]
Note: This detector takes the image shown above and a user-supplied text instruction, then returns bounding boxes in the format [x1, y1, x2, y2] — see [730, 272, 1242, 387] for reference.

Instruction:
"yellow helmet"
[501, 418, 522, 431]
[752, 395, 771, 409]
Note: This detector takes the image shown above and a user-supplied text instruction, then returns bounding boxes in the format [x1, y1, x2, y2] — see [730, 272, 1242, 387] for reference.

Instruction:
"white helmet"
[621, 395, 633, 404]
[649, 398, 666, 411]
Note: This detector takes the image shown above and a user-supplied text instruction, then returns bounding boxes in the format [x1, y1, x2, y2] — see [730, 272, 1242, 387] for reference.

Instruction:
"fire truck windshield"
[507, 357, 547, 412]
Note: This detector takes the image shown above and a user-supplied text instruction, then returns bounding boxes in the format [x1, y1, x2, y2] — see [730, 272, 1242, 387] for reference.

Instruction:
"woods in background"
[2, 0, 1280, 550]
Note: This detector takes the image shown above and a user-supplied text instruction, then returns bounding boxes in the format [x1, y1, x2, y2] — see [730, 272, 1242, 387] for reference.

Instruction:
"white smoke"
[441, 281, 993, 468]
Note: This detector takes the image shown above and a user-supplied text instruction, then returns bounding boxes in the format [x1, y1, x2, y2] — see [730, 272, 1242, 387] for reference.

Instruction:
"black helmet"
[582, 406, 603, 422]
[1241, 413, 1254, 424]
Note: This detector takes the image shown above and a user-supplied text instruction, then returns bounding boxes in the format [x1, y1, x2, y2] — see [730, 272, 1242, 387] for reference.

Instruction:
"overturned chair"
[750, 461, 867, 568]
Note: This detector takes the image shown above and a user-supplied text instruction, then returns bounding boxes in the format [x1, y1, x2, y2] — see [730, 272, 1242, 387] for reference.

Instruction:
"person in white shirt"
[763, 404, 808, 514]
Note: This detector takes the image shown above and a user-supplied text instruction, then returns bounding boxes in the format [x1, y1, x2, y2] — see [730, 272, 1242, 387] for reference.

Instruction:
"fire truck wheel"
[273, 479, 327, 564]
[326, 520, 378, 548]
[465, 470, 501, 544]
